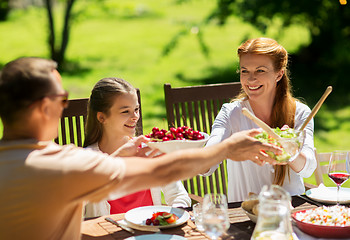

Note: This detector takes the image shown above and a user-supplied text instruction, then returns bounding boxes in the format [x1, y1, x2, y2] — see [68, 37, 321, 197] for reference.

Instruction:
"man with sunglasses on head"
[0, 57, 281, 240]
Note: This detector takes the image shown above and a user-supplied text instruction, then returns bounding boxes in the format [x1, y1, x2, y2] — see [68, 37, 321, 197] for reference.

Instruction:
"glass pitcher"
[251, 185, 294, 240]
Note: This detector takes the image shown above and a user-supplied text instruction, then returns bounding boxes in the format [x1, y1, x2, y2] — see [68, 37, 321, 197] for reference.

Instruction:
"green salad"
[254, 127, 302, 162]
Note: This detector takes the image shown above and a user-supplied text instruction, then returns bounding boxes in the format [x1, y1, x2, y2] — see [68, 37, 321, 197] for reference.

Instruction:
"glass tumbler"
[193, 202, 204, 231]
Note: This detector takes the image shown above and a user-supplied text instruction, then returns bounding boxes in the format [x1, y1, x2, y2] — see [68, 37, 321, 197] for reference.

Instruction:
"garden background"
[1, 0, 350, 187]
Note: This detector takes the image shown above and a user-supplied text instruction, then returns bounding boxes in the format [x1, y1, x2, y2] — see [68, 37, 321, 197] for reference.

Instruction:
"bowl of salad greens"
[254, 126, 305, 162]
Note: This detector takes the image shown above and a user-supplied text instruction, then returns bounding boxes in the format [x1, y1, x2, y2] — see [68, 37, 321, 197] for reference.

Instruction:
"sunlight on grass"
[0, 0, 312, 135]
[314, 106, 350, 152]
[0, 0, 348, 187]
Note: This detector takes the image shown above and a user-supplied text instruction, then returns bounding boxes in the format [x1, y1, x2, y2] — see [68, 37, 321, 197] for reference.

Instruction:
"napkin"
[308, 183, 333, 200]
[308, 183, 350, 202]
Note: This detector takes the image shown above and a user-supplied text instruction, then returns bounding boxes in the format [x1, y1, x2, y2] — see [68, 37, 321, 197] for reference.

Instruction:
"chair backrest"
[314, 151, 349, 186]
[164, 82, 242, 197]
[55, 88, 143, 147]
[135, 88, 143, 136]
[55, 98, 89, 147]
[314, 150, 333, 186]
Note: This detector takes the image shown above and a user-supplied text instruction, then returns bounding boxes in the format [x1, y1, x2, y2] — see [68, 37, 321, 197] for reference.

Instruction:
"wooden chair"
[314, 151, 332, 186]
[55, 98, 89, 147]
[55, 89, 143, 147]
[164, 82, 242, 198]
[313, 150, 347, 186]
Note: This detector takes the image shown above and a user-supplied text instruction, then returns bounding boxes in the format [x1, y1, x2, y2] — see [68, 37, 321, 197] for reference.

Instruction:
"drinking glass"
[192, 203, 204, 231]
[328, 151, 350, 205]
[202, 193, 230, 240]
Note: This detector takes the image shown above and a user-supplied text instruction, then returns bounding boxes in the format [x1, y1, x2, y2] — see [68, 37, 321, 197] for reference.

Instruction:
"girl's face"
[239, 54, 283, 104]
[99, 91, 140, 138]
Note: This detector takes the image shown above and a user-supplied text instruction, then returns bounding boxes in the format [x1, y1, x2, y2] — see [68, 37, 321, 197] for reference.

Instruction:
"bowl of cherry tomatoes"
[145, 126, 209, 153]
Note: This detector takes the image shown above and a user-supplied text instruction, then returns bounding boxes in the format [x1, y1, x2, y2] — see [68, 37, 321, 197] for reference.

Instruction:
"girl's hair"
[83, 77, 136, 147]
[235, 37, 296, 186]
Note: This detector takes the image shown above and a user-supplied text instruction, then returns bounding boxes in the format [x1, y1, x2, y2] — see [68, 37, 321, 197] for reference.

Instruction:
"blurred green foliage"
[162, 0, 350, 154]
[0, 0, 9, 20]
[1, 0, 350, 188]
[0, 0, 349, 154]
[206, 0, 350, 107]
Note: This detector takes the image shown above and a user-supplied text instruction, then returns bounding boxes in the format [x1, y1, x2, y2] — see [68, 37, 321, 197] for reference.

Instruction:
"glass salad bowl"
[255, 128, 306, 162]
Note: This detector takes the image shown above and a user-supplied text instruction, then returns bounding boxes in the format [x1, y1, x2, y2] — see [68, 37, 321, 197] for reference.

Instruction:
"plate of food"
[292, 205, 350, 238]
[145, 126, 209, 153]
[124, 206, 190, 229]
[125, 234, 186, 240]
[305, 184, 350, 204]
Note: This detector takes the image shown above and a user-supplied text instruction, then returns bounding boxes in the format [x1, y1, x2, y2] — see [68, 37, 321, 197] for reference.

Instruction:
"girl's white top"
[84, 143, 191, 218]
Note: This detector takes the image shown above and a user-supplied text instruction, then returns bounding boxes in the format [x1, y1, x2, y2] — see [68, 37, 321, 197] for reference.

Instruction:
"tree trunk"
[57, 0, 75, 67]
[0, 0, 10, 21]
[44, 0, 76, 68]
[44, 0, 56, 61]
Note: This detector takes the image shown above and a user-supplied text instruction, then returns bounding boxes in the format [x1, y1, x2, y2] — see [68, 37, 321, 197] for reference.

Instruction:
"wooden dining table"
[81, 196, 321, 240]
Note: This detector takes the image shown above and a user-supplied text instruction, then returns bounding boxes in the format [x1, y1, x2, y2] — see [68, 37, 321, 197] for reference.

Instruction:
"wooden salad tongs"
[298, 86, 332, 131]
[242, 108, 280, 141]
[242, 86, 333, 155]
[242, 108, 299, 155]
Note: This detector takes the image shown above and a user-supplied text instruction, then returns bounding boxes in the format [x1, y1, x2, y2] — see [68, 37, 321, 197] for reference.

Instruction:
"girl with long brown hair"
[84, 77, 191, 217]
[204, 38, 316, 202]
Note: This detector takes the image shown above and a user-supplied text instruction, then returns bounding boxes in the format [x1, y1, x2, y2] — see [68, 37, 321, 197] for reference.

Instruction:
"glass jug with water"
[251, 185, 294, 240]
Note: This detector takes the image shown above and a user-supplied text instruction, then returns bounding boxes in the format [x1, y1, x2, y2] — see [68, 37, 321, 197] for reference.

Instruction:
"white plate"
[125, 234, 186, 240]
[124, 206, 190, 229]
[306, 187, 350, 204]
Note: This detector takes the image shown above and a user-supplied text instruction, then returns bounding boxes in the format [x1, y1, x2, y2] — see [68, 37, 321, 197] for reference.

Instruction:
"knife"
[298, 195, 323, 207]
[105, 217, 135, 234]
[122, 220, 161, 233]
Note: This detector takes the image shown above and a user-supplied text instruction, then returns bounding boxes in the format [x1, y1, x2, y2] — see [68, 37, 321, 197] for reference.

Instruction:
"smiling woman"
[202, 37, 317, 202]
[239, 53, 284, 116]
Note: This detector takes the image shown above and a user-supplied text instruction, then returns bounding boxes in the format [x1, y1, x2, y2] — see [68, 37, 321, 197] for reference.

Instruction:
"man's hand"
[225, 129, 283, 166]
[112, 135, 160, 157]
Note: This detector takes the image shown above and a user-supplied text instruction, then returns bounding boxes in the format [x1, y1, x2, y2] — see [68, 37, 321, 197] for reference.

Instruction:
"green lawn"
[1, 0, 350, 187]
[0, 0, 312, 132]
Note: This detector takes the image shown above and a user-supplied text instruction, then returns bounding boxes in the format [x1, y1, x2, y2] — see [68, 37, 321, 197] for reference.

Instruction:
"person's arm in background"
[161, 181, 191, 208]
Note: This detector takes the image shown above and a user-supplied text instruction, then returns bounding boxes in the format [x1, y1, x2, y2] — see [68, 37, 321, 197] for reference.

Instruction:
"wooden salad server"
[242, 108, 298, 155]
[299, 86, 332, 131]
